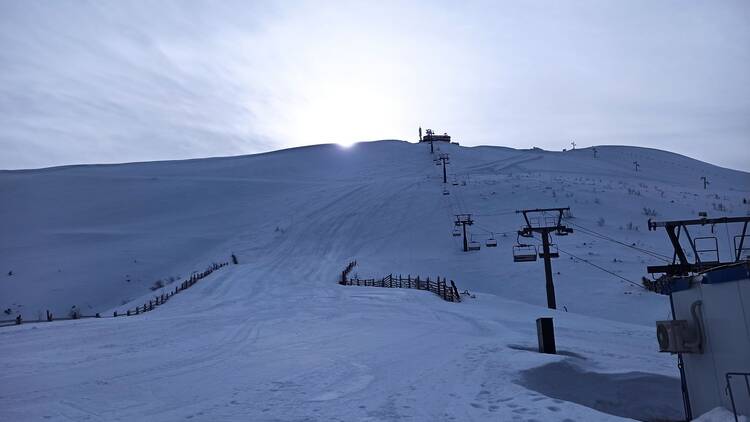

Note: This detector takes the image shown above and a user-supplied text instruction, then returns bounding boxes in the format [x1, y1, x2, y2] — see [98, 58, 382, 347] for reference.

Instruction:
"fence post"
[127, 309, 131, 316]
[46, 310, 52, 321]
[451, 280, 460, 302]
[114, 311, 118, 317]
[15, 315, 22, 325]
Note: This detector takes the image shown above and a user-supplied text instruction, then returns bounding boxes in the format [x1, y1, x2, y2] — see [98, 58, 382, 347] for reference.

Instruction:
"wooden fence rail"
[1, 259, 233, 328]
[338, 262, 461, 303]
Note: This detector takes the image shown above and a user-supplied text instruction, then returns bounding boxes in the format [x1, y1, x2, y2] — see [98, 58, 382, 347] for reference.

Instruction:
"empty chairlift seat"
[452, 228, 462, 237]
[443, 188, 450, 195]
[468, 236, 481, 251]
[539, 244, 560, 259]
[513, 244, 538, 262]
[486, 235, 498, 247]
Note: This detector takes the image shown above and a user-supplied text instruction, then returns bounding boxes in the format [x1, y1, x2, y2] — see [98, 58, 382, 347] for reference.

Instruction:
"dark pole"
[541, 231, 557, 309]
[430, 139, 434, 154]
[669, 294, 693, 420]
[442, 160, 447, 183]
[462, 222, 468, 252]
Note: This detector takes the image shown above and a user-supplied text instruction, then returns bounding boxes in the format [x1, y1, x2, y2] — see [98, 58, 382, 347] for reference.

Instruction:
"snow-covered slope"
[1, 140, 748, 421]
[2, 141, 747, 323]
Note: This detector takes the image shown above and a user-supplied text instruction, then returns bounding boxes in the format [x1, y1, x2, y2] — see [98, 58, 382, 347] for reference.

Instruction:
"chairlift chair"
[513, 244, 538, 262]
[539, 243, 560, 259]
[452, 228, 461, 237]
[468, 235, 481, 251]
[442, 189, 450, 195]
[486, 233, 498, 247]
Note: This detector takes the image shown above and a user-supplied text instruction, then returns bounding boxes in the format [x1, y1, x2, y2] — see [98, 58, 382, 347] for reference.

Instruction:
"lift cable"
[528, 233, 649, 291]
[563, 220, 672, 262]
[474, 210, 518, 217]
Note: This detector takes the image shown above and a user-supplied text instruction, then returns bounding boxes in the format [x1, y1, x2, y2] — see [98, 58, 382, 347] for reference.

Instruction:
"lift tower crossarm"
[648, 216, 750, 229]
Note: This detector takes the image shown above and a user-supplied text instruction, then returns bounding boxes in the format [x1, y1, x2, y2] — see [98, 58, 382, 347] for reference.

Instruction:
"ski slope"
[1, 140, 749, 421]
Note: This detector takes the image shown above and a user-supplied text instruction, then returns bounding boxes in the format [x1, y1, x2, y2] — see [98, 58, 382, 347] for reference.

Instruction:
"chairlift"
[452, 180, 459, 186]
[452, 228, 461, 237]
[539, 243, 560, 259]
[468, 235, 481, 251]
[513, 244, 538, 262]
[442, 189, 450, 195]
[486, 235, 498, 248]
[555, 228, 569, 236]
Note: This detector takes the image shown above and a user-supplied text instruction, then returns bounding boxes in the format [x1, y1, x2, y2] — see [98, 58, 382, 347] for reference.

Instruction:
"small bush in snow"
[597, 217, 606, 227]
[621, 222, 639, 231]
[642, 207, 658, 217]
[150, 280, 165, 291]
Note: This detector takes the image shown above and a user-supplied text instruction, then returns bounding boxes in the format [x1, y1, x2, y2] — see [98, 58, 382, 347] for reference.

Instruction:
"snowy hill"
[2, 141, 747, 323]
[1, 140, 748, 421]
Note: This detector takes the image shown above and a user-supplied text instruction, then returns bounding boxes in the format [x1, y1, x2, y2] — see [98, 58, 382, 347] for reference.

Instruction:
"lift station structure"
[647, 215, 750, 421]
[419, 127, 452, 144]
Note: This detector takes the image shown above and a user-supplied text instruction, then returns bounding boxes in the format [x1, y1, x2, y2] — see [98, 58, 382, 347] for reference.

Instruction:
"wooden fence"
[1, 260, 232, 328]
[339, 262, 461, 303]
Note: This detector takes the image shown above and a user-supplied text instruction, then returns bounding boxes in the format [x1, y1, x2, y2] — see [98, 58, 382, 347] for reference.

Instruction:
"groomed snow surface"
[1, 140, 749, 421]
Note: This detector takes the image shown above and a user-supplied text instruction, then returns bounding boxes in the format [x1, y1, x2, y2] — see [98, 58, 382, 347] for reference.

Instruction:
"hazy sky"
[1, 1, 748, 170]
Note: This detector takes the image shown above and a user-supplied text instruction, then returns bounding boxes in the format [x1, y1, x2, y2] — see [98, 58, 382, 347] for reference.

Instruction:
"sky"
[0, 0, 748, 171]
